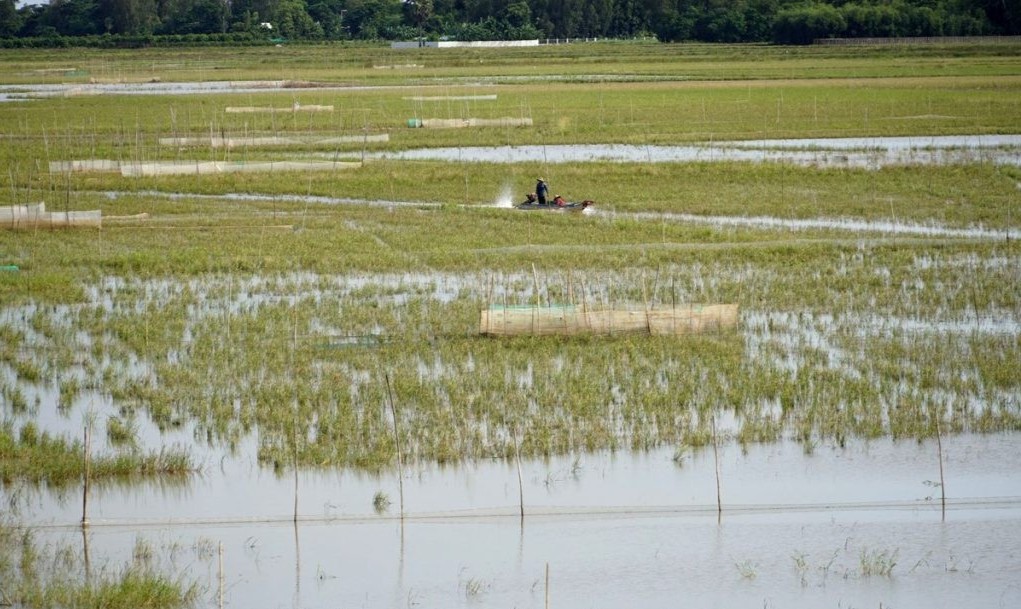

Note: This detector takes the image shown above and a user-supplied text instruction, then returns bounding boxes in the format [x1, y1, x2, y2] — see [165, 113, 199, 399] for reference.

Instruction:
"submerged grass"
[6, 245, 1019, 471]
[0, 521, 200, 609]
[0, 421, 194, 487]
[0, 43, 1019, 476]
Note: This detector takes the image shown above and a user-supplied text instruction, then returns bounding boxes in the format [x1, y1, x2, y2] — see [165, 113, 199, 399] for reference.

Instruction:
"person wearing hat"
[535, 177, 549, 205]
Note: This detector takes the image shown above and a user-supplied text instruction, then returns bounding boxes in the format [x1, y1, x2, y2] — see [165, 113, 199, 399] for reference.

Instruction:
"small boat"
[515, 193, 594, 211]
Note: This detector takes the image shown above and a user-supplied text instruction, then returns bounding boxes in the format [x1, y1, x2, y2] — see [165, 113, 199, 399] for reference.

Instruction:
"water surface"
[375, 135, 1021, 168]
[16, 435, 1021, 609]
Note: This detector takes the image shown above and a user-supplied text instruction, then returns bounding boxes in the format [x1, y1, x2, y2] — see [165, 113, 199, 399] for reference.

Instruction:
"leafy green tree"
[274, 0, 324, 37]
[772, 3, 846, 44]
[41, 0, 102, 36]
[608, 0, 646, 37]
[649, 3, 694, 42]
[307, 0, 349, 38]
[743, 0, 780, 41]
[0, 0, 21, 37]
[158, 0, 229, 33]
[695, 5, 746, 41]
[974, 0, 1020, 33]
[403, 0, 433, 35]
[97, 0, 158, 34]
[343, 0, 402, 39]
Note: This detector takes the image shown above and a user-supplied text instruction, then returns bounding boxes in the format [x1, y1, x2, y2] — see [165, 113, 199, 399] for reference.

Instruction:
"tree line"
[0, 0, 1017, 46]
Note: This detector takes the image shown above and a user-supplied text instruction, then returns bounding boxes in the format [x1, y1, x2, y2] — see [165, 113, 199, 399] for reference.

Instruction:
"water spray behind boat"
[492, 184, 516, 208]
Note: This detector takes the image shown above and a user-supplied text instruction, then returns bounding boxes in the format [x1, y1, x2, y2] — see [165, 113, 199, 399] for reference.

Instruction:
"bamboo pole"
[642, 270, 651, 334]
[292, 424, 299, 523]
[545, 562, 550, 609]
[531, 263, 540, 335]
[514, 426, 525, 521]
[936, 415, 946, 521]
[218, 541, 224, 609]
[486, 275, 493, 335]
[82, 527, 91, 582]
[581, 274, 591, 332]
[385, 373, 405, 520]
[670, 275, 677, 335]
[711, 414, 722, 520]
[81, 422, 91, 528]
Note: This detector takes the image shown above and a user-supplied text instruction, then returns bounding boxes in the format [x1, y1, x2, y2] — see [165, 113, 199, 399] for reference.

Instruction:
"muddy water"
[375, 135, 1021, 168]
[18, 435, 1021, 609]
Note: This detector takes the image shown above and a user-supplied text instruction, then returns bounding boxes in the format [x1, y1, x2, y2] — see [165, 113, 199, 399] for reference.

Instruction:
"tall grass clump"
[0, 422, 194, 487]
[0, 521, 200, 609]
[859, 548, 899, 577]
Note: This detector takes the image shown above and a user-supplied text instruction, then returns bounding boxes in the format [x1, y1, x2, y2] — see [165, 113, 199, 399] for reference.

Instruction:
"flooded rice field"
[375, 135, 1021, 168]
[12, 436, 1021, 609]
[3, 257, 1020, 607]
[4, 119, 1021, 605]
[99, 187, 1020, 240]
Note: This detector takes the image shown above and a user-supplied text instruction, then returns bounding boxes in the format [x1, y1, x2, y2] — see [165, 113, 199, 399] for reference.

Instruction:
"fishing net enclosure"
[480, 304, 739, 337]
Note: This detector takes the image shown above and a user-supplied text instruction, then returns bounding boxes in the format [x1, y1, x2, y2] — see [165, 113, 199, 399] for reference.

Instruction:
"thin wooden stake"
[81, 422, 91, 528]
[385, 373, 405, 520]
[545, 562, 550, 609]
[531, 263, 540, 335]
[671, 275, 677, 335]
[642, 269, 651, 334]
[292, 423, 299, 523]
[711, 414, 722, 520]
[582, 274, 592, 332]
[81, 527, 91, 582]
[486, 274, 494, 335]
[935, 415, 946, 522]
[514, 426, 525, 521]
[218, 541, 224, 609]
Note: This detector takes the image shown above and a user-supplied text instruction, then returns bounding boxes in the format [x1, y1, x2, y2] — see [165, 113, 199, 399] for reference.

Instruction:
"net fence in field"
[49, 159, 361, 176]
[480, 303, 739, 337]
[1, 202, 101, 229]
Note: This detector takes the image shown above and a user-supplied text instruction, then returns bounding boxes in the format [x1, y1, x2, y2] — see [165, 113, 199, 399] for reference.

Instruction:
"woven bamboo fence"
[158, 134, 389, 148]
[225, 104, 334, 113]
[121, 160, 361, 176]
[480, 303, 738, 337]
[1, 202, 101, 229]
[50, 159, 361, 176]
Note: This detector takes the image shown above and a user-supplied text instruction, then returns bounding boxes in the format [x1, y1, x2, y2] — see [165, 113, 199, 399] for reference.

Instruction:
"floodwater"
[374, 135, 1021, 168]
[11, 435, 1021, 609]
[7, 127, 1021, 606]
[98, 187, 1016, 240]
[593, 209, 1021, 240]
[3, 267, 1021, 607]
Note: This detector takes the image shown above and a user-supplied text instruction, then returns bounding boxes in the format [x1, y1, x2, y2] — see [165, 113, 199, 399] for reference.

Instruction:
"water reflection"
[6, 433, 1021, 608]
[9, 435, 1019, 525]
[31, 502, 1021, 609]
